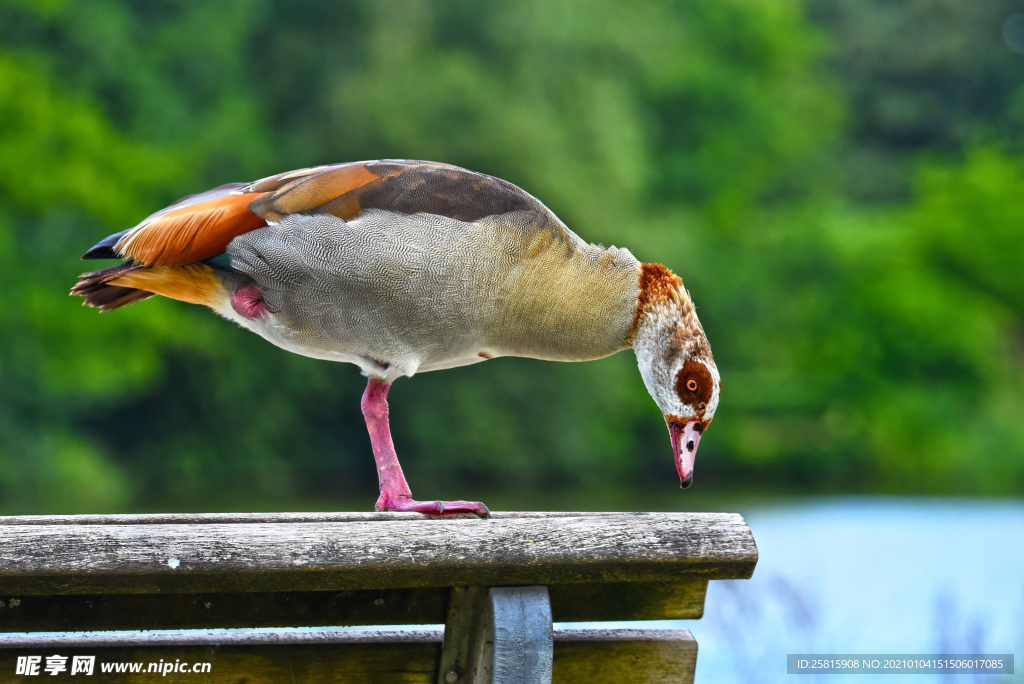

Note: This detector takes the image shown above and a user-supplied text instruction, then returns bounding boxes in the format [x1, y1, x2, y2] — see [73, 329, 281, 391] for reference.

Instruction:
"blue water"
[672, 498, 1024, 684]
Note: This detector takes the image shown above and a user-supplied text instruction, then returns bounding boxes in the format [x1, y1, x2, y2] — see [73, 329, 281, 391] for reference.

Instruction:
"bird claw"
[375, 493, 489, 517]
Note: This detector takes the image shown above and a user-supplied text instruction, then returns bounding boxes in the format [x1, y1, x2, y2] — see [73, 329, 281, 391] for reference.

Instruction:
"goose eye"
[686, 378, 698, 393]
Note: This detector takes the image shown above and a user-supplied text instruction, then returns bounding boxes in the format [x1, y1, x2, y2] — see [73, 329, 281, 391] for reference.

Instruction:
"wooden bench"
[0, 511, 757, 682]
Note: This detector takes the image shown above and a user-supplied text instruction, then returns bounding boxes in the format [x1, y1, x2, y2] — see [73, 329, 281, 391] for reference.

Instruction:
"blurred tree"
[0, 49, 186, 511]
[696, 149, 1024, 494]
[810, 0, 1024, 201]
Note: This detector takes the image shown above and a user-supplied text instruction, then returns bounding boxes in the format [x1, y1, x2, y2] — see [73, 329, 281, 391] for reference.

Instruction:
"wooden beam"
[0, 512, 680, 525]
[0, 626, 443, 648]
[0, 627, 695, 684]
[0, 579, 706, 632]
[554, 629, 697, 684]
[0, 512, 756, 595]
[0, 588, 450, 633]
[1, 631, 442, 683]
[438, 586, 489, 684]
[548, 578, 707, 621]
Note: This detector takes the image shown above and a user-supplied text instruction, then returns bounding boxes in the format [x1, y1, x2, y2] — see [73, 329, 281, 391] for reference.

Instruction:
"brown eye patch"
[675, 359, 714, 406]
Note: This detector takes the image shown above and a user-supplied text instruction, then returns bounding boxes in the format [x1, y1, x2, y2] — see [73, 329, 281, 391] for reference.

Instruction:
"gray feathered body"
[217, 206, 641, 380]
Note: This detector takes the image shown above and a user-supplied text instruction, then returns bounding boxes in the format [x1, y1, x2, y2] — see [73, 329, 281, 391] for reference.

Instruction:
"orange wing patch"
[248, 163, 380, 221]
[116, 193, 266, 267]
[109, 264, 227, 308]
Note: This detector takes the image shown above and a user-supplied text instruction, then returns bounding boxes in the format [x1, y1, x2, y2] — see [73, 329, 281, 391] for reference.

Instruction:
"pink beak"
[669, 420, 703, 488]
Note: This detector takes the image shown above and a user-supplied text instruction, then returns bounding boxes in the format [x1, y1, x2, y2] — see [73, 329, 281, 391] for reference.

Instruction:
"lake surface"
[664, 498, 1024, 684]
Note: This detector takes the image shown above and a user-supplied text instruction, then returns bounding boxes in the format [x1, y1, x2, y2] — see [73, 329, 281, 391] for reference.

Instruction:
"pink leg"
[360, 378, 489, 516]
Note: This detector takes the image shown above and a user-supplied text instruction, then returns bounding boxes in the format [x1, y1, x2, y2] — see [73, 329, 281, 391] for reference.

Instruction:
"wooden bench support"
[0, 512, 756, 594]
[0, 512, 754, 683]
[439, 586, 489, 684]
[489, 587, 553, 684]
[0, 580, 708, 632]
[0, 626, 696, 683]
[438, 586, 554, 684]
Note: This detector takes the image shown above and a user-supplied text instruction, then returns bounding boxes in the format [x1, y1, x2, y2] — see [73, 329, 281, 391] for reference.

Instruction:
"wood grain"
[1, 642, 441, 683]
[0, 626, 444, 648]
[0, 513, 757, 595]
[0, 580, 708, 632]
[553, 629, 696, 684]
[548, 579, 707, 621]
[0, 588, 449, 633]
[0, 511, 616, 526]
[438, 586, 489, 684]
[0, 628, 695, 684]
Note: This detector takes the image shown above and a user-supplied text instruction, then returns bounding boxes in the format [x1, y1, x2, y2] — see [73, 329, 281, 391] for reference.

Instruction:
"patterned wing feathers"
[93, 161, 544, 271]
[247, 163, 379, 221]
[74, 160, 553, 313]
[246, 160, 540, 224]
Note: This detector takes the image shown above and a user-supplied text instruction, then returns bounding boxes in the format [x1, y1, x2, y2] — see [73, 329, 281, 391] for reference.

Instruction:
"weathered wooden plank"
[0, 512, 630, 526]
[0, 588, 449, 633]
[0, 628, 694, 684]
[0, 626, 693, 649]
[553, 629, 697, 684]
[0, 627, 444, 648]
[0, 579, 708, 633]
[1, 642, 441, 683]
[438, 587, 489, 684]
[548, 579, 707, 621]
[0, 513, 757, 594]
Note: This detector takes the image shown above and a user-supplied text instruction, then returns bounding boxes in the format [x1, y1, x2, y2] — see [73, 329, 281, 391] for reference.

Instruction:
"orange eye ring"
[686, 378, 698, 393]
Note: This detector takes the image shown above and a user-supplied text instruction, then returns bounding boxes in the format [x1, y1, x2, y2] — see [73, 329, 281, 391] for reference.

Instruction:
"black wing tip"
[82, 229, 131, 260]
[71, 263, 152, 312]
[82, 245, 119, 260]
[76, 285, 154, 311]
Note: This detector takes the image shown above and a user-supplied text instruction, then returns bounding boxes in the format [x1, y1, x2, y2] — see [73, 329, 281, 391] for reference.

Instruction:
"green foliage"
[810, 0, 1024, 201]
[0, 50, 196, 511]
[0, 0, 1021, 512]
[699, 149, 1024, 494]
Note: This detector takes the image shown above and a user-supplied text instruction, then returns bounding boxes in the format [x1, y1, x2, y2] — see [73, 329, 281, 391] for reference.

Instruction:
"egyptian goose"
[73, 160, 720, 515]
